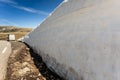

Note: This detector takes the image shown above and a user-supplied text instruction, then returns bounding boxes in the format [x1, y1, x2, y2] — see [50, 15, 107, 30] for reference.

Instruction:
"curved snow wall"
[23, 0, 120, 80]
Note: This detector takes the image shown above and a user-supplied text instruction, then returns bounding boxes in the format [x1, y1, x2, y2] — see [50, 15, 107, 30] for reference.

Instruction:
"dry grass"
[0, 32, 29, 40]
[0, 26, 32, 40]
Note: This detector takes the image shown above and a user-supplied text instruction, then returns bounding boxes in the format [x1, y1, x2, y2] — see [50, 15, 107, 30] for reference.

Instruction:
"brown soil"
[5, 41, 64, 80]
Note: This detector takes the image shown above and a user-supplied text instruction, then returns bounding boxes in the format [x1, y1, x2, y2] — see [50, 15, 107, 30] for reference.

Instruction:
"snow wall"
[23, 0, 120, 80]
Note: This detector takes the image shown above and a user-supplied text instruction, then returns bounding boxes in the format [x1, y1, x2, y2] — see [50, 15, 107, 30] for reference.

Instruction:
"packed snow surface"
[23, 0, 120, 80]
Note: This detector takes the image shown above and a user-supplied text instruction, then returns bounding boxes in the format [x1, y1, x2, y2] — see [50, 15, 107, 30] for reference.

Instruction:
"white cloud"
[0, 0, 49, 15]
[12, 5, 49, 15]
[0, 0, 17, 4]
[0, 19, 20, 26]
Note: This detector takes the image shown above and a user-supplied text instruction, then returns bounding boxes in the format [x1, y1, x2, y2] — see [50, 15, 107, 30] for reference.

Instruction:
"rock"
[18, 67, 31, 76]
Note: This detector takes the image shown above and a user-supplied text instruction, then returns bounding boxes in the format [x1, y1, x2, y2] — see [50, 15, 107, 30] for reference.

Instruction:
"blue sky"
[0, 0, 63, 28]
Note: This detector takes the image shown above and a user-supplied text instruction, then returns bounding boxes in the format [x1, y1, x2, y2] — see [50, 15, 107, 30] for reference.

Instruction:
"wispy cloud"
[0, 0, 49, 15]
[0, 19, 20, 26]
[12, 5, 49, 15]
[0, 0, 17, 4]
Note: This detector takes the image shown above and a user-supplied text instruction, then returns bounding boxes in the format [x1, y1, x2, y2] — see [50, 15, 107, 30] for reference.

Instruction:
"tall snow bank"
[23, 0, 120, 80]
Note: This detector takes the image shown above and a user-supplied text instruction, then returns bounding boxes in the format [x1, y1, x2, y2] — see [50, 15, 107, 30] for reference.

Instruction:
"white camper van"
[8, 34, 15, 41]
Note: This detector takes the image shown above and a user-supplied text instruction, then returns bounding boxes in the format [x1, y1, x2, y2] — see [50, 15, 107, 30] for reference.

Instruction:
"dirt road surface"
[0, 41, 11, 80]
[5, 41, 64, 80]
